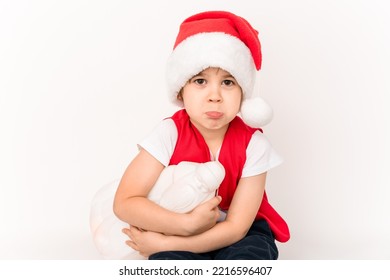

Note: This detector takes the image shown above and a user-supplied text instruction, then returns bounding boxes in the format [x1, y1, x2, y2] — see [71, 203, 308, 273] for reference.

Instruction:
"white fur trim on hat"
[166, 32, 256, 106]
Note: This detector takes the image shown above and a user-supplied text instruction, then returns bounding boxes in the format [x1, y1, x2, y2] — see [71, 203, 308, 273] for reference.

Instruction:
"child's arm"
[124, 173, 267, 256]
[113, 148, 221, 237]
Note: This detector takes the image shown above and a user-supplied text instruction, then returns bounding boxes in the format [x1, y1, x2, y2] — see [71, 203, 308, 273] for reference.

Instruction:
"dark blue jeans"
[149, 219, 278, 260]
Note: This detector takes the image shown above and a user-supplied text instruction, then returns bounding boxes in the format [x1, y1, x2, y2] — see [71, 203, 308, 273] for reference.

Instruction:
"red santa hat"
[166, 11, 273, 127]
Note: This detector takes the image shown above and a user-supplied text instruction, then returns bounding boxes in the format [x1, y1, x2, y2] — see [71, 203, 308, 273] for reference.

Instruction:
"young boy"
[113, 10, 289, 260]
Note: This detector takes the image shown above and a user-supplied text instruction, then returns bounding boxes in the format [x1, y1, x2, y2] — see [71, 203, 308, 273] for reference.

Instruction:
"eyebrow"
[222, 74, 235, 79]
[194, 71, 235, 79]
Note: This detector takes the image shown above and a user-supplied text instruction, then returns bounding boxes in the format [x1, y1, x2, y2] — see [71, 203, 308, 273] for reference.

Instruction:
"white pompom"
[240, 97, 273, 127]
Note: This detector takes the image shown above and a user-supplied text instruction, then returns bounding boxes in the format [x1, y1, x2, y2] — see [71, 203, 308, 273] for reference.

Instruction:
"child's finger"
[207, 195, 222, 208]
[122, 228, 131, 237]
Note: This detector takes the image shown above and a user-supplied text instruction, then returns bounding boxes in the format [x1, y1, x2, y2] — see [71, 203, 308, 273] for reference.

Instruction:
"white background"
[1, 0, 389, 259]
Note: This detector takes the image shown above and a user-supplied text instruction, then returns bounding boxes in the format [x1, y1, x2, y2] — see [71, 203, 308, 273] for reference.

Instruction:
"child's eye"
[193, 78, 206, 85]
[222, 80, 235, 86]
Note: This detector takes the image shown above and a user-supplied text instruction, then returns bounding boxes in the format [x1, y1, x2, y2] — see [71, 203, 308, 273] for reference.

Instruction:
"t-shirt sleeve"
[241, 130, 283, 177]
[137, 119, 177, 167]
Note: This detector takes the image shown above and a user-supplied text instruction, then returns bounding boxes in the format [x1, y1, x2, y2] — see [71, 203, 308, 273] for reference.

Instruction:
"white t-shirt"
[138, 119, 283, 178]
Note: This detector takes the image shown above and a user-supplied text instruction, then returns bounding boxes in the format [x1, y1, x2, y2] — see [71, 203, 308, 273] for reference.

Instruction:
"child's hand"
[123, 227, 167, 258]
[185, 196, 222, 235]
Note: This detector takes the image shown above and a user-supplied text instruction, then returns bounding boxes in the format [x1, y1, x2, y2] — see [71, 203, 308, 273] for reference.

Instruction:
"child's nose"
[207, 85, 222, 102]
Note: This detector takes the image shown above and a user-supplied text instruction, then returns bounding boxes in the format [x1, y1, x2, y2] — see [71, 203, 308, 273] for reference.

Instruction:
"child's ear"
[177, 90, 183, 101]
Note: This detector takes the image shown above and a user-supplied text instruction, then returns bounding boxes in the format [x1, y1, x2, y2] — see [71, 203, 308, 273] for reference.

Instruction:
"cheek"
[181, 95, 198, 111]
[230, 93, 242, 111]
[182, 91, 203, 106]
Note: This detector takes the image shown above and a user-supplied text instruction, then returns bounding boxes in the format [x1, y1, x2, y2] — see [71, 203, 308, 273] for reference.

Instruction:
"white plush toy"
[89, 161, 226, 260]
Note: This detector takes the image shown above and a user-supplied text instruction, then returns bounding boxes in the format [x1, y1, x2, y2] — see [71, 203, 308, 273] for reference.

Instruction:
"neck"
[191, 122, 229, 159]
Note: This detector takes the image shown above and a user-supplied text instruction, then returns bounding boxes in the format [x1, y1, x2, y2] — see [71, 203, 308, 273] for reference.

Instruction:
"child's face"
[180, 67, 242, 135]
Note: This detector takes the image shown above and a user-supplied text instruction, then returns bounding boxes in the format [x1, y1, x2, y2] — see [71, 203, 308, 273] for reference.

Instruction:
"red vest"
[169, 109, 290, 242]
